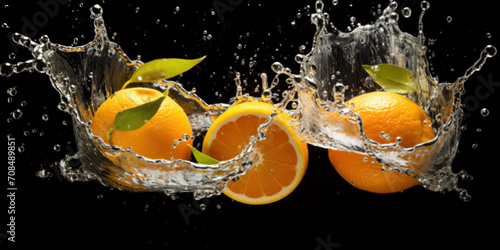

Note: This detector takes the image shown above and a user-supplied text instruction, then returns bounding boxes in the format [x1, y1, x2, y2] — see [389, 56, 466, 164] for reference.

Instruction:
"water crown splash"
[286, 0, 496, 200]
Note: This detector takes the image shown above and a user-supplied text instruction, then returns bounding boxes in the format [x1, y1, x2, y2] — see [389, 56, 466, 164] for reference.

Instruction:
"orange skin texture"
[90, 87, 193, 161]
[328, 91, 434, 194]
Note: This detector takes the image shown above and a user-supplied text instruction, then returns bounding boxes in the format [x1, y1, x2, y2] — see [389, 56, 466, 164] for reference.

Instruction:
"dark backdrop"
[2, 0, 499, 249]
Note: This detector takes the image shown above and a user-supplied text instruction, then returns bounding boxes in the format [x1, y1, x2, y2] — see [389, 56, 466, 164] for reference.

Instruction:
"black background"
[2, 0, 499, 249]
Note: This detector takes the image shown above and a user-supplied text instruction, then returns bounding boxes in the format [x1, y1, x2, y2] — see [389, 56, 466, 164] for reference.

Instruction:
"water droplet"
[199, 203, 206, 210]
[156, 19, 161, 24]
[90, 4, 103, 16]
[7, 87, 17, 96]
[484, 45, 497, 58]
[480, 108, 489, 117]
[12, 109, 23, 119]
[236, 44, 242, 49]
[262, 89, 272, 100]
[401, 7, 412, 18]
[206, 34, 212, 40]
[0, 62, 14, 77]
[315, 0, 324, 13]
[271, 62, 284, 74]
[420, 1, 430, 10]
[181, 134, 191, 141]
[36, 169, 53, 178]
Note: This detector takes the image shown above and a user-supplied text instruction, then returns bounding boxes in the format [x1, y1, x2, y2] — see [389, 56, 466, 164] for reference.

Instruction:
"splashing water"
[284, 0, 496, 200]
[1, 1, 496, 201]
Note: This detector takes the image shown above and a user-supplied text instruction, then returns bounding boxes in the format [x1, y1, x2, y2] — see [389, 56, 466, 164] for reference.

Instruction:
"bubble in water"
[2, 23, 10, 29]
[332, 0, 339, 6]
[401, 7, 412, 18]
[199, 203, 206, 210]
[236, 44, 243, 49]
[480, 108, 489, 117]
[54, 144, 61, 151]
[135, 7, 140, 13]
[42, 114, 49, 121]
[486, 33, 492, 39]
[446, 16, 452, 23]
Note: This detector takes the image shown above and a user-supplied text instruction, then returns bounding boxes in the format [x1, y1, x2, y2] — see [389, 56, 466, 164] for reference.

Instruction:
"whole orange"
[328, 91, 434, 193]
[90, 87, 193, 161]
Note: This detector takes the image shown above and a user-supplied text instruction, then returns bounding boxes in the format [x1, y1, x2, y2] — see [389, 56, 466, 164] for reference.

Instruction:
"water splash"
[1, 2, 496, 201]
[282, 0, 495, 200]
[1, 4, 272, 200]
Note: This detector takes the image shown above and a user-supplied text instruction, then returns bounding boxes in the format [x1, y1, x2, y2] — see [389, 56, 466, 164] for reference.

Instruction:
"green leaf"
[106, 89, 168, 144]
[188, 144, 220, 165]
[122, 56, 206, 89]
[362, 64, 418, 94]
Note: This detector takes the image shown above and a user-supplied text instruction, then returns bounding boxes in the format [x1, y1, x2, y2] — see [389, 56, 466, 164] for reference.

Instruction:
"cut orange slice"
[202, 101, 308, 204]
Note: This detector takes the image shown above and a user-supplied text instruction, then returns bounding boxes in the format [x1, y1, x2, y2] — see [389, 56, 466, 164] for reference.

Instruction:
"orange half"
[202, 101, 308, 204]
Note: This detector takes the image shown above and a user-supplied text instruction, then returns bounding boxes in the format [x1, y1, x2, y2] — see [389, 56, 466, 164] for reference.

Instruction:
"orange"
[202, 101, 308, 204]
[90, 87, 193, 161]
[328, 91, 434, 194]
